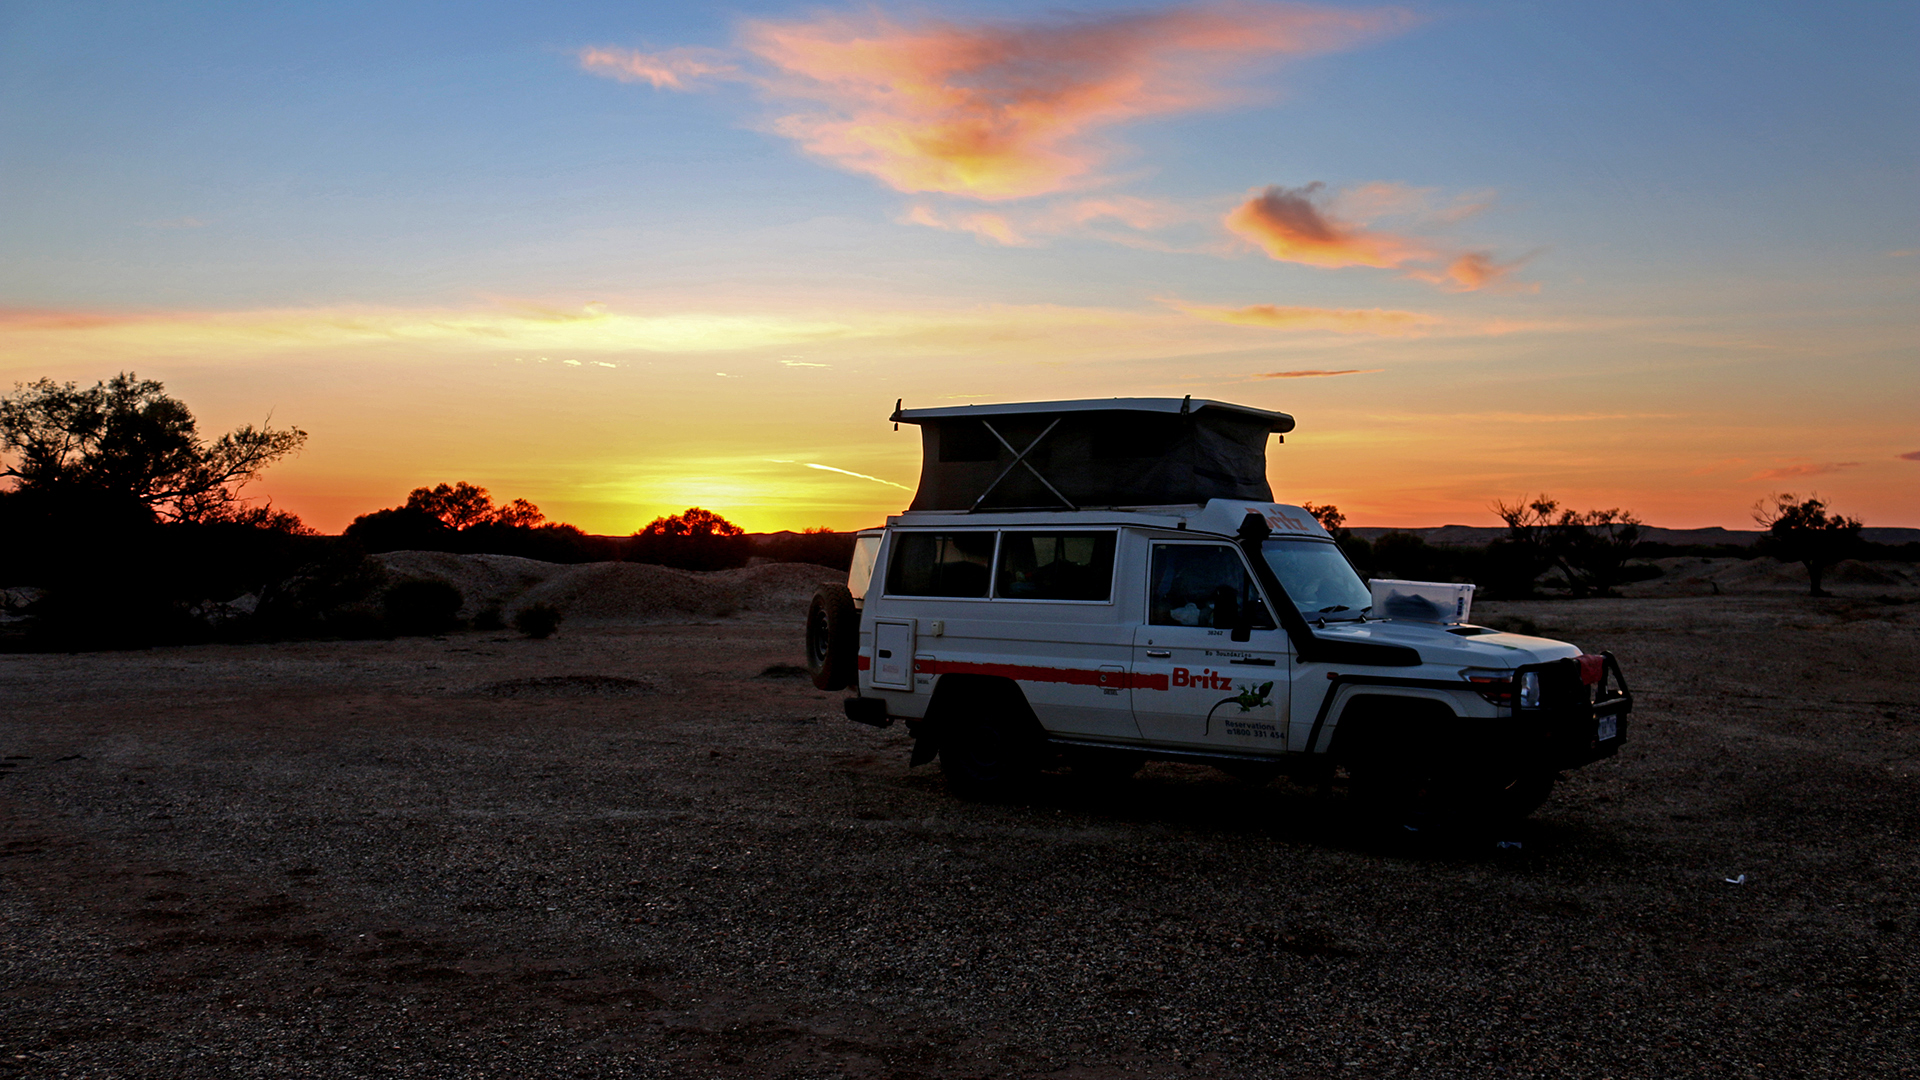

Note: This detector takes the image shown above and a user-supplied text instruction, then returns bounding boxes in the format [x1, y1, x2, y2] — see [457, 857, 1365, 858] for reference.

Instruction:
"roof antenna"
[891, 397, 901, 431]
[1179, 394, 1191, 416]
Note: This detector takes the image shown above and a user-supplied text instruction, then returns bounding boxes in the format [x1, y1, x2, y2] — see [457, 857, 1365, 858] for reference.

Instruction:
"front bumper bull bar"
[1514, 650, 1632, 770]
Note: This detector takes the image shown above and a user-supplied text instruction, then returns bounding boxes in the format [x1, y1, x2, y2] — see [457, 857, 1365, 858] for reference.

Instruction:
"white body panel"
[854, 499, 1583, 757]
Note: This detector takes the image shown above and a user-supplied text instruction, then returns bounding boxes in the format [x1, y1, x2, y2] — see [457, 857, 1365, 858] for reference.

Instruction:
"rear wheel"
[804, 583, 858, 691]
[937, 681, 1046, 800]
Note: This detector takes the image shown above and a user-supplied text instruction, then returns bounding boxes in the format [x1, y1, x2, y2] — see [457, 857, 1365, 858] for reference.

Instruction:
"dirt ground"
[2, 587, 1917, 1078]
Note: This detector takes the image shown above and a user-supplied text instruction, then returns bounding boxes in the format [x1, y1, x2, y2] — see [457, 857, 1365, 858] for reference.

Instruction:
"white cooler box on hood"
[1370, 578, 1475, 624]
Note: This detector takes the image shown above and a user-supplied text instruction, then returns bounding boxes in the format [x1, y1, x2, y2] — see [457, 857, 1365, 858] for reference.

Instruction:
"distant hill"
[1348, 525, 1920, 548]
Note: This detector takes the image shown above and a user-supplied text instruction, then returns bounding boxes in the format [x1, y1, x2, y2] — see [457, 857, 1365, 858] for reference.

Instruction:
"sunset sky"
[3, 1, 1915, 533]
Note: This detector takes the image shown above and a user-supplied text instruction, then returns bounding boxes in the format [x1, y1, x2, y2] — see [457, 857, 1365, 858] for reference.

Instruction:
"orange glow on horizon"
[5, 299, 1916, 535]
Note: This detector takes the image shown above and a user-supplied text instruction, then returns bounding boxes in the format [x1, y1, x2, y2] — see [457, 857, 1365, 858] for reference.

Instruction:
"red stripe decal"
[913, 658, 1168, 692]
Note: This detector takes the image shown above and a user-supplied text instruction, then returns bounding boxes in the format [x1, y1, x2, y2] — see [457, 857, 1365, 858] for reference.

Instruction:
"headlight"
[1518, 670, 1542, 709]
[1462, 668, 1515, 706]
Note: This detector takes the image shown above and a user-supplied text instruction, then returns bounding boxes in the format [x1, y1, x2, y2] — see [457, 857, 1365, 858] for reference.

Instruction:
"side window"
[995, 532, 1117, 601]
[1149, 544, 1276, 629]
[885, 532, 996, 598]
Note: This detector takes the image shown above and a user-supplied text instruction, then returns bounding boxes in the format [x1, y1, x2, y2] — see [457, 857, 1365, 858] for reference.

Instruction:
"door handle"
[1144, 649, 1172, 658]
[1229, 657, 1276, 666]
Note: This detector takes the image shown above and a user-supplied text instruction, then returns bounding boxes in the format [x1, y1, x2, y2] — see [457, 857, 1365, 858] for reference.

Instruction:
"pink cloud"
[1899, 450, 1920, 461]
[1253, 368, 1382, 378]
[584, 4, 1413, 200]
[1177, 301, 1437, 335]
[1226, 183, 1533, 291]
[577, 46, 736, 90]
[1224, 182, 1432, 269]
[1748, 462, 1861, 481]
[904, 194, 1199, 245]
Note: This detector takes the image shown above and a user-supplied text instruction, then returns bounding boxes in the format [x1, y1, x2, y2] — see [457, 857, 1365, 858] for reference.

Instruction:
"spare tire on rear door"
[805, 582, 859, 691]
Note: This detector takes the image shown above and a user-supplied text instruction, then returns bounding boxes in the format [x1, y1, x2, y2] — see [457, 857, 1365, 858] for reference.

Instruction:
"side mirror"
[1209, 587, 1240, 630]
[1230, 600, 1272, 642]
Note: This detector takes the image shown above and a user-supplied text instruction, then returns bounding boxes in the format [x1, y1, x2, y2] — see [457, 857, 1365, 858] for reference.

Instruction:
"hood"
[1314, 618, 1582, 669]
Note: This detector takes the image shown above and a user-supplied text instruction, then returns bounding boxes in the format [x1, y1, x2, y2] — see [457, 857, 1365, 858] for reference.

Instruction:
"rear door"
[1129, 541, 1290, 751]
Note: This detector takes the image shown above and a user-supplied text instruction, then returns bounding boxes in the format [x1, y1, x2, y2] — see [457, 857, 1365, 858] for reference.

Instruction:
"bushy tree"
[403, 482, 544, 530]
[1301, 501, 1373, 572]
[1301, 502, 1344, 533]
[344, 483, 613, 561]
[1754, 493, 1861, 597]
[627, 507, 749, 571]
[0, 373, 306, 523]
[1492, 495, 1644, 597]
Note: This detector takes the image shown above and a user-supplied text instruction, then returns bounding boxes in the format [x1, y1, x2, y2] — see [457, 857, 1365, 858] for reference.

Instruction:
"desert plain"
[2, 557, 1917, 1079]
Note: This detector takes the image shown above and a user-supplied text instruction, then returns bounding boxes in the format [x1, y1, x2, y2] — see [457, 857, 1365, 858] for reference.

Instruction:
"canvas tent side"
[893, 397, 1295, 512]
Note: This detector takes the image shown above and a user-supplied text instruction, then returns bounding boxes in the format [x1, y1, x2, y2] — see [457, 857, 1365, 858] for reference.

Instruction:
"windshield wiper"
[1317, 605, 1350, 613]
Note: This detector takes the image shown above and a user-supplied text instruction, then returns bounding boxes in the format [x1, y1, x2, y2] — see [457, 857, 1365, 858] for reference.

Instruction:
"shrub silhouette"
[384, 579, 463, 635]
[627, 507, 749, 571]
[1754, 493, 1862, 597]
[513, 603, 562, 639]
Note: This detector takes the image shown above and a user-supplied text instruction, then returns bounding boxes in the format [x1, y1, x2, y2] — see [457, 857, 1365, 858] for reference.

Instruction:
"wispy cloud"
[1225, 182, 1532, 291]
[904, 194, 1203, 246]
[1748, 462, 1860, 481]
[577, 46, 735, 89]
[1174, 300, 1438, 335]
[804, 463, 911, 490]
[1252, 368, 1381, 378]
[582, 3, 1413, 200]
[1901, 450, 1920, 461]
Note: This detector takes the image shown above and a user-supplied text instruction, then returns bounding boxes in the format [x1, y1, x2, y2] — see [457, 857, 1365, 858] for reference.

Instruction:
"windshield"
[1261, 538, 1372, 620]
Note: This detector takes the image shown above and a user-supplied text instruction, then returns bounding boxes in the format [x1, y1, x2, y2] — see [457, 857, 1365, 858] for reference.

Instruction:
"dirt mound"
[1624, 557, 1920, 598]
[369, 552, 844, 624]
[1828, 559, 1913, 586]
[373, 552, 561, 617]
[513, 562, 741, 622]
[708, 562, 847, 613]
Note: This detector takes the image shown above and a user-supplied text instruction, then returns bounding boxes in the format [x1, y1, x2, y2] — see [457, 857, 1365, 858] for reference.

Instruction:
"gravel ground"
[2, 594, 1917, 1079]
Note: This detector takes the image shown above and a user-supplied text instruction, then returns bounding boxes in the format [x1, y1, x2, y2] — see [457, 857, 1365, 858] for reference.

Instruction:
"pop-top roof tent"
[893, 397, 1295, 512]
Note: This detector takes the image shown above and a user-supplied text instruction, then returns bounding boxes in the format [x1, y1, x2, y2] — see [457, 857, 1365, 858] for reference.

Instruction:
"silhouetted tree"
[0, 373, 305, 523]
[1300, 501, 1373, 572]
[343, 506, 454, 553]
[1492, 495, 1643, 597]
[1754, 493, 1861, 597]
[628, 507, 749, 571]
[403, 482, 545, 530]
[0, 374, 314, 647]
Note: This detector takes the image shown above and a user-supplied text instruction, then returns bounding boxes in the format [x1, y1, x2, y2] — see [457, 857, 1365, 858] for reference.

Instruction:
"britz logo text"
[1171, 667, 1233, 690]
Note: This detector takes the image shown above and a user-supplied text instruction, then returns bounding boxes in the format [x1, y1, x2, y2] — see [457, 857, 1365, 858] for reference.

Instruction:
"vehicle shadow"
[906, 758, 1636, 866]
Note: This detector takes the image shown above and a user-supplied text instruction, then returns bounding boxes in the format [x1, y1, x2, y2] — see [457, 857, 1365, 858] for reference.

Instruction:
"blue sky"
[2, 1, 1914, 531]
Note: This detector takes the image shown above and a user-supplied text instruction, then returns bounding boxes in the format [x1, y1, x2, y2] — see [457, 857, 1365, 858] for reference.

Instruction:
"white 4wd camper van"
[806, 398, 1630, 821]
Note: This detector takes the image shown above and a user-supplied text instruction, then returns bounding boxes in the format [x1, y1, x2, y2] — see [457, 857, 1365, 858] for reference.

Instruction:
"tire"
[937, 681, 1046, 800]
[805, 583, 858, 691]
